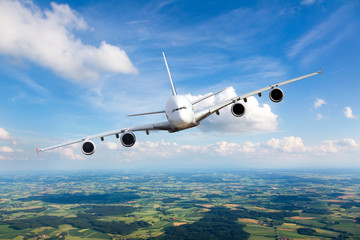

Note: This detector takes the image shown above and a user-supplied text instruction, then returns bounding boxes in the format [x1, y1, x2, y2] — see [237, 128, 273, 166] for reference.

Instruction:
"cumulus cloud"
[0, 156, 28, 161]
[314, 98, 326, 109]
[0, 0, 137, 81]
[102, 137, 359, 160]
[344, 106, 357, 119]
[104, 142, 118, 150]
[129, 140, 182, 158]
[265, 136, 307, 153]
[187, 87, 278, 133]
[0, 128, 10, 140]
[314, 139, 359, 154]
[103, 140, 194, 158]
[54, 147, 84, 160]
[0, 146, 14, 153]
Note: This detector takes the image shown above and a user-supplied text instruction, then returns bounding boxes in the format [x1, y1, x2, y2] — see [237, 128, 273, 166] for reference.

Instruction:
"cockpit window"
[172, 106, 187, 113]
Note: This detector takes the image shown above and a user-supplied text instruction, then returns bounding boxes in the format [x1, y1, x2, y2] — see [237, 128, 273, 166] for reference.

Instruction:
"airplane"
[36, 52, 322, 155]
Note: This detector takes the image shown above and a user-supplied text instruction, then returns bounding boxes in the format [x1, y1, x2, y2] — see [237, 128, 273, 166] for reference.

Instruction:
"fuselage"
[165, 95, 197, 130]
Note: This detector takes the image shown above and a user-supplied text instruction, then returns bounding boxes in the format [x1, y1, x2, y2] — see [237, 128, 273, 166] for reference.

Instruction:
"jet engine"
[121, 132, 136, 147]
[82, 140, 96, 155]
[231, 103, 245, 117]
[269, 88, 284, 103]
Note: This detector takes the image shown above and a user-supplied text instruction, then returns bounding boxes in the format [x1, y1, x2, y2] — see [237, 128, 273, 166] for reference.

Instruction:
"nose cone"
[166, 95, 195, 129]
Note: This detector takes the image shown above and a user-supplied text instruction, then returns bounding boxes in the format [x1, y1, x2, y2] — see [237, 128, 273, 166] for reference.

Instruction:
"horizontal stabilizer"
[192, 88, 228, 105]
[128, 110, 166, 117]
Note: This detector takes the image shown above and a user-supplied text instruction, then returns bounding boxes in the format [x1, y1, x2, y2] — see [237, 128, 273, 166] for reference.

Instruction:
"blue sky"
[0, 0, 359, 170]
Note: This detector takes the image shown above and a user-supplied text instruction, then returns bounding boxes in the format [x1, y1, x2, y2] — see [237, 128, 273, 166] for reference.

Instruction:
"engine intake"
[121, 132, 136, 147]
[269, 88, 284, 103]
[231, 103, 245, 117]
[82, 140, 96, 155]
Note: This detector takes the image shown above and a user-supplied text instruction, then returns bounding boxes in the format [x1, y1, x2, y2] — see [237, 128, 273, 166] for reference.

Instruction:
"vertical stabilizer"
[162, 52, 177, 96]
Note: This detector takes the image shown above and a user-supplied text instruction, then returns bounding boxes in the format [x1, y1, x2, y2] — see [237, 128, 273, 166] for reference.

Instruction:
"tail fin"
[162, 52, 177, 96]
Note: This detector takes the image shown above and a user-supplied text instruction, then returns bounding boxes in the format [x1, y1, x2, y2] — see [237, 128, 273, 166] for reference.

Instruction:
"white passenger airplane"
[37, 53, 322, 155]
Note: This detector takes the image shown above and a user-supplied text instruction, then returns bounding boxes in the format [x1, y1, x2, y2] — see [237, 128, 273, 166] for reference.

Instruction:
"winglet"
[162, 52, 177, 96]
[36, 147, 40, 155]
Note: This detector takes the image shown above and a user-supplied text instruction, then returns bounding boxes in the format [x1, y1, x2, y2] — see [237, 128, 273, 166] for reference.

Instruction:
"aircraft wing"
[37, 121, 173, 153]
[194, 70, 322, 122]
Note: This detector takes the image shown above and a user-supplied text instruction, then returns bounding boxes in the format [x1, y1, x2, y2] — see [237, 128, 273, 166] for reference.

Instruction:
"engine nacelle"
[121, 132, 136, 147]
[231, 103, 246, 117]
[269, 88, 284, 103]
[81, 140, 96, 155]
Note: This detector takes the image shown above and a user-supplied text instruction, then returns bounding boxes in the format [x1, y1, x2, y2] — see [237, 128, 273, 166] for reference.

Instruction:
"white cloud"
[265, 136, 307, 153]
[314, 139, 359, 154]
[132, 140, 182, 158]
[0, 128, 10, 140]
[314, 98, 326, 109]
[0, 0, 137, 82]
[344, 106, 357, 119]
[0, 146, 14, 153]
[0, 156, 28, 161]
[0, 128, 20, 148]
[187, 87, 278, 134]
[54, 147, 84, 160]
[103, 137, 359, 160]
[104, 142, 118, 150]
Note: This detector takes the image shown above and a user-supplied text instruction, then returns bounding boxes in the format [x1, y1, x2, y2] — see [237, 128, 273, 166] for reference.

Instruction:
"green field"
[0, 170, 359, 239]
